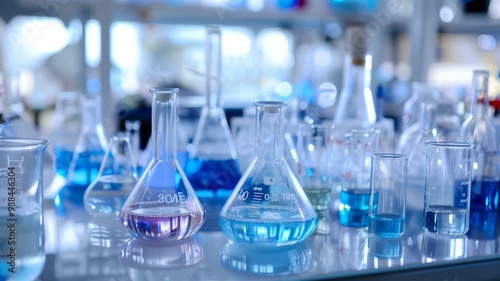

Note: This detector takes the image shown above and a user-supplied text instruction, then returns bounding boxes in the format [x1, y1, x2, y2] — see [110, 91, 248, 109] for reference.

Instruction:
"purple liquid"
[120, 205, 205, 240]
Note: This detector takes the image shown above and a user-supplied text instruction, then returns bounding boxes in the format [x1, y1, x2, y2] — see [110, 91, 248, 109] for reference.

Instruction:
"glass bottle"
[219, 101, 317, 248]
[396, 102, 442, 213]
[120, 88, 205, 241]
[338, 128, 379, 227]
[64, 94, 108, 191]
[185, 25, 242, 211]
[459, 70, 499, 240]
[333, 25, 376, 127]
[84, 133, 138, 218]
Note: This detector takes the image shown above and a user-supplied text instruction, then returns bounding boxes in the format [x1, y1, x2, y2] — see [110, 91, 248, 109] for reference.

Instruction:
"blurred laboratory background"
[0, 0, 499, 149]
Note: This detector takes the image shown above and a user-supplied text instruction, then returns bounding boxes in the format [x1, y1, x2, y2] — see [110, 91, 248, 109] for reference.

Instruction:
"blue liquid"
[54, 148, 74, 177]
[66, 151, 105, 190]
[339, 190, 371, 227]
[368, 214, 405, 237]
[219, 205, 317, 247]
[184, 158, 242, 198]
[468, 178, 499, 239]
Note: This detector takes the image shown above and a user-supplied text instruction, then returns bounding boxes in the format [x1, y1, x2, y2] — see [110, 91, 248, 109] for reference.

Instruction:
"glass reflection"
[367, 235, 404, 269]
[120, 237, 204, 281]
[219, 241, 315, 276]
[421, 232, 467, 263]
[338, 225, 368, 270]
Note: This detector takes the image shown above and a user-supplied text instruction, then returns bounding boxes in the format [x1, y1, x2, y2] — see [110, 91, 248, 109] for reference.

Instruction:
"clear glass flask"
[402, 82, 441, 131]
[64, 94, 108, 191]
[84, 133, 138, 218]
[396, 101, 442, 212]
[184, 25, 242, 218]
[459, 70, 500, 239]
[339, 128, 379, 227]
[120, 88, 205, 241]
[219, 101, 318, 248]
[333, 25, 376, 127]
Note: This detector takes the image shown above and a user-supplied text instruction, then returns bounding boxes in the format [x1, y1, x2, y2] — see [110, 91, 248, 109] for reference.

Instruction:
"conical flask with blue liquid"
[219, 101, 317, 248]
[185, 25, 242, 215]
[120, 88, 205, 241]
[459, 70, 499, 240]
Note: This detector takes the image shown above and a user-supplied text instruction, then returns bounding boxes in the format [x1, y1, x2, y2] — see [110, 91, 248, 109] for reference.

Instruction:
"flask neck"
[81, 96, 102, 128]
[342, 55, 368, 98]
[205, 25, 222, 109]
[470, 70, 490, 117]
[151, 90, 177, 161]
[254, 102, 287, 161]
[419, 102, 437, 134]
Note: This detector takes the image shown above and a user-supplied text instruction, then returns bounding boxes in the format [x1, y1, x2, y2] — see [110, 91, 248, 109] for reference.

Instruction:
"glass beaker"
[219, 101, 317, 248]
[296, 123, 334, 234]
[459, 70, 500, 240]
[339, 128, 379, 227]
[64, 94, 108, 191]
[120, 88, 205, 241]
[0, 138, 48, 281]
[368, 153, 408, 238]
[185, 25, 242, 207]
[84, 133, 138, 219]
[424, 141, 473, 235]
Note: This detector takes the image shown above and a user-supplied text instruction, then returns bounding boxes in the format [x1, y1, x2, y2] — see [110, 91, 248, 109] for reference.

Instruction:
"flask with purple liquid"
[119, 88, 205, 241]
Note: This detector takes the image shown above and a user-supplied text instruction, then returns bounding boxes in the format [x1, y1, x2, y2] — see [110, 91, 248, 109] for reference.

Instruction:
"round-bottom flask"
[219, 101, 318, 248]
[119, 88, 206, 241]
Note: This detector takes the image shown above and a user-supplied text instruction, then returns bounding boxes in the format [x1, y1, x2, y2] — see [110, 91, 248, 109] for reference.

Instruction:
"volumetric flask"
[424, 142, 473, 235]
[84, 133, 138, 218]
[0, 138, 48, 281]
[339, 129, 379, 227]
[219, 101, 317, 248]
[120, 88, 205, 241]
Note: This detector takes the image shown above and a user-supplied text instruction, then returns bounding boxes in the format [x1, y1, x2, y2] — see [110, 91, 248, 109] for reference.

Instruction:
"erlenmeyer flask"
[338, 128, 379, 227]
[459, 70, 499, 240]
[84, 133, 138, 218]
[219, 101, 317, 248]
[120, 88, 205, 241]
[64, 94, 108, 191]
[396, 102, 442, 212]
[185, 25, 242, 206]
